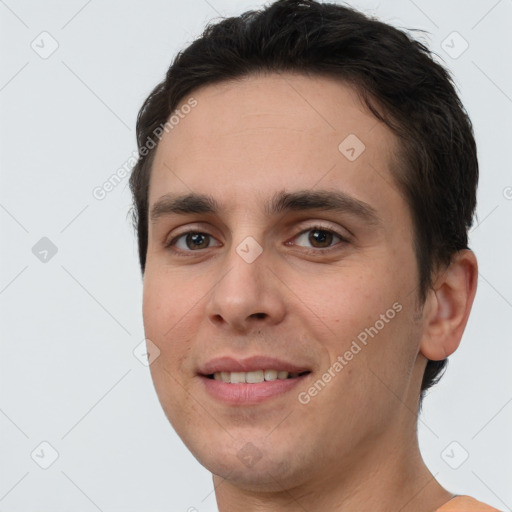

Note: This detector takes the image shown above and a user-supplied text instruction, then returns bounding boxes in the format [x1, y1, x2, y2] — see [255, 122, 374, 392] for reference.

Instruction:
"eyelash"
[164, 224, 348, 256]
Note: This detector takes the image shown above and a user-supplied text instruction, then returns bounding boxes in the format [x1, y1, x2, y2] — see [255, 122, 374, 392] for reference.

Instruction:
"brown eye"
[166, 231, 221, 252]
[184, 233, 210, 250]
[308, 229, 334, 248]
[293, 226, 346, 251]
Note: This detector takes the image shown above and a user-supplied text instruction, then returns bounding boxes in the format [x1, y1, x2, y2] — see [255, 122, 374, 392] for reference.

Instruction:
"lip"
[198, 373, 311, 405]
[198, 355, 312, 375]
[197, 355, 313, 406]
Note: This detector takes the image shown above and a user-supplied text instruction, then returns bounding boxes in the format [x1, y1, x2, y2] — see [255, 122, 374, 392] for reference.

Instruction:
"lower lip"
[199, 374, 310, 405]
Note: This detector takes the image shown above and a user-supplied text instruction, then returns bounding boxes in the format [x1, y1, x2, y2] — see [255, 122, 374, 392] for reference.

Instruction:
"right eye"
[165, 231, 222, 254]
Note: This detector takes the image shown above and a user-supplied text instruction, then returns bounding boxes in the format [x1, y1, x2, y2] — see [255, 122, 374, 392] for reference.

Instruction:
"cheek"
[143, 265, 201, 334]
[294, 259, 413, 390]
[142, 274, 196, 418]
[142, 270, 198, 377]
[288, 260, 394, 335]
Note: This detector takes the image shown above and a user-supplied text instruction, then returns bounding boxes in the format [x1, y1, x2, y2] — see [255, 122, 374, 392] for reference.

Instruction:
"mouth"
[204, 370, 312, 383]
[197, 355, 313, 405]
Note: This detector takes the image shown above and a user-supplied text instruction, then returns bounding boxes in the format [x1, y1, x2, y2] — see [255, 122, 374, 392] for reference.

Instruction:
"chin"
[186, 434, 316, 492]
[208, 458, 301, 492]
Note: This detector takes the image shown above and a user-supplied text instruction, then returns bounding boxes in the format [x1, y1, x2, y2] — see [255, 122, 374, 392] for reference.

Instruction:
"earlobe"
[419, 250, 478, 361]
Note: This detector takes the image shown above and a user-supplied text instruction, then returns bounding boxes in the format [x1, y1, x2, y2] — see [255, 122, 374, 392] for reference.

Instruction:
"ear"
[419, 249, 478, 361]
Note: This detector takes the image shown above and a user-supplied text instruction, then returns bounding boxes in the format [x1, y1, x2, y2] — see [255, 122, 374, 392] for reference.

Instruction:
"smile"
[208, 370, 310, 383]
[199, 371, 312, 405]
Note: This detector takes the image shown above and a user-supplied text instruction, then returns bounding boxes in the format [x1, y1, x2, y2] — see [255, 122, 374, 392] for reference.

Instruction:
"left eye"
[291, 226, 346, 250]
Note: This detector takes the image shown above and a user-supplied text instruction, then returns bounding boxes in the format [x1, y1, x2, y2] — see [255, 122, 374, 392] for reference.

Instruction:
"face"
[142, 73, 427, 491]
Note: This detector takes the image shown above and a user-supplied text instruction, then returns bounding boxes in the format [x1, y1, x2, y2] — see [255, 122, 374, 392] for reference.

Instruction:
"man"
[128, 1, 499, 510]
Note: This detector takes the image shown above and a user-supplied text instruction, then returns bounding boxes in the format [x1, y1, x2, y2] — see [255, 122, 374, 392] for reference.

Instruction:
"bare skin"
[142, 72, 478, 511]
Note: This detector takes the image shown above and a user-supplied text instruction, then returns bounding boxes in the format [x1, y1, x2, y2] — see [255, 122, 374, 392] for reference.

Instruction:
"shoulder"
[435, 495, 502, 511]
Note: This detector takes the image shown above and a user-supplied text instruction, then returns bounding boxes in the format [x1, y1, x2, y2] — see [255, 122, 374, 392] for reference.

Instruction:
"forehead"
[148, 72, 403, 223]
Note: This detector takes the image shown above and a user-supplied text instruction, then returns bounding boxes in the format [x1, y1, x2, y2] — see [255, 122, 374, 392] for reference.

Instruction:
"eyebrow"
[149, 189, 382, 226]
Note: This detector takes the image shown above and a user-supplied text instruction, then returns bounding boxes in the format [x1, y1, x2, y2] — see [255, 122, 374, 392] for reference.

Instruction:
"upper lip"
[198, 355, 312, 375]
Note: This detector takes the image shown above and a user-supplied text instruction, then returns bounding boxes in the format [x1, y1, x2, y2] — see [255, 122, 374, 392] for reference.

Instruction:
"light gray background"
[1, 1, 511, 511]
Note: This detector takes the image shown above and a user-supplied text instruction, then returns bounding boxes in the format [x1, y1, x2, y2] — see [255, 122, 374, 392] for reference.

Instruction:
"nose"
[205, 238, 287, 333]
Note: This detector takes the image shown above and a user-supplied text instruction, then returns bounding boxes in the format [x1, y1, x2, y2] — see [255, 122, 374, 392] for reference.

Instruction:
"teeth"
[211, 369, 307, 383]
[264, 369, 278, 381]
[230, 372, 245, 384]
[246, 370, 264, 383]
